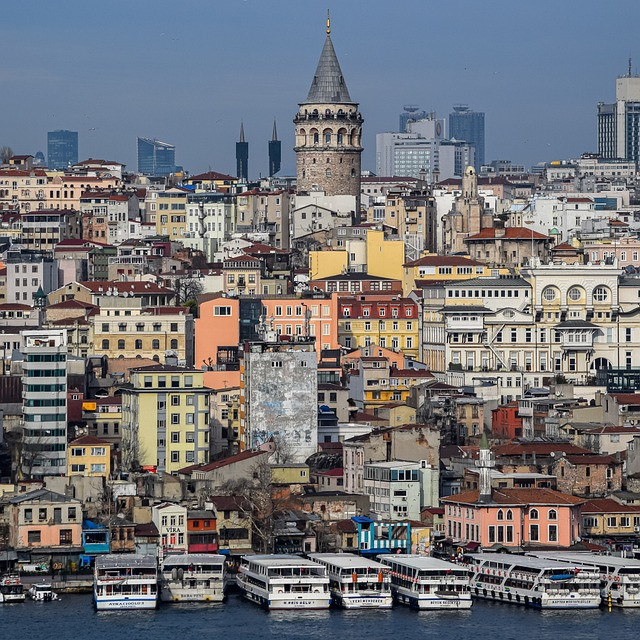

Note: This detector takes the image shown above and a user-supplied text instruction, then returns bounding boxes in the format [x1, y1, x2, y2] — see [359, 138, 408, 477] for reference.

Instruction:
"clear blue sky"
[1, 0, 638, 177]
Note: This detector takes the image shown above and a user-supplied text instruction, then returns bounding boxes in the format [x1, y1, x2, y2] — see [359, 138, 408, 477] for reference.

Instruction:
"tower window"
[326, 169, 331, 178]
[351, 169, 356, 177]
[314, 132, 319, 144]
[325, 132, 331, 144]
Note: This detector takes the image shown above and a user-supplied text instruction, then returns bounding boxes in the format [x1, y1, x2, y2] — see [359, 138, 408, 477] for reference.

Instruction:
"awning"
[464, 541, 480, 551]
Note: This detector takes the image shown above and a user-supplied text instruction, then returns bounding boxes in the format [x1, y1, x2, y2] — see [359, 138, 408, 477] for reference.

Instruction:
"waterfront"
[4, 594, 640, 640]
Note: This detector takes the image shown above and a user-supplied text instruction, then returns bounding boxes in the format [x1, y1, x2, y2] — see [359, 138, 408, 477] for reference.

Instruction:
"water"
[4, 593, 639, 640]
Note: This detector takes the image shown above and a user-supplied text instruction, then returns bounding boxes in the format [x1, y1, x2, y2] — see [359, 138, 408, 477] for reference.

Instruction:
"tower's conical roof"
[304, 35, 352, 104]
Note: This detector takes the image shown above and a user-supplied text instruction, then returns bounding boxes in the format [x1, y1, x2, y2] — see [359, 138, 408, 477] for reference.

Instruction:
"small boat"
[28, 582, 58, 602]
[0, 575, 25, 603]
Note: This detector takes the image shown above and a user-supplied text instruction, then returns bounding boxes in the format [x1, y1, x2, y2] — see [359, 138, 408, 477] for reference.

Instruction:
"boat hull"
[333, 593, 393, 609]
[160, 587, 225, 603]
[393, 587, 472, 610]
[94, 594, 157, 610]
[239, 579, 330, 610]
[472, 587, 600, 609]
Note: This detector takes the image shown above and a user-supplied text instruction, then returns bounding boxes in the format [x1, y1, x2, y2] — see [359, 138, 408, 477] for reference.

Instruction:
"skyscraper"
[294, 13, 363, 208]
[47, 130, 78, 170]
[268, 120, 281, 177]
[137, 137, 176, 176]
[236, 122, 249, 182]
[598, 67, 640, 162]
[399, 105, 429, 133]
[448, 105, 485, 171]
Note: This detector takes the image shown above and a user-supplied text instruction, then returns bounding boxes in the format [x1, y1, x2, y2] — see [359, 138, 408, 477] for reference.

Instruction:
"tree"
[218, 457, 289, 553]
[173, 276, 204, 306]
[0, 146, 13, 164]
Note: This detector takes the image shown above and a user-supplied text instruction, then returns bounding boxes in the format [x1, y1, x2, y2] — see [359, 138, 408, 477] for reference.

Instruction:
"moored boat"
[237, 554, 331, 610]
[380, 555, 472, 609]
[0, 575, 25, 603]
[308, 553, 392, 609]
[465, 553, 600, 609]
[160, 553, 228, 602]
[27, 582, 58, 602]
[94, 554, 158, 610]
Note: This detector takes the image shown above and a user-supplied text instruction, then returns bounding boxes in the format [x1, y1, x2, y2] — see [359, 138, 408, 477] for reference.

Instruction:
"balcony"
[444, 312, 485, 333]
[554, 321, 597, 351]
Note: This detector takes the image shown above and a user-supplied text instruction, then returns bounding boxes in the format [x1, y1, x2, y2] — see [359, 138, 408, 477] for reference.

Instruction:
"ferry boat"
[160, 553, 228, 602]
[308, 553, 392, 609]
[380, 555, 472, 609]
[237, 554, 331, 610]
[0, 575, 25, 603]
[465, 553, 601, 609]
[94, 555, 158, 610]
[530, 552, 640, 608]
[27, 582, 58, 602]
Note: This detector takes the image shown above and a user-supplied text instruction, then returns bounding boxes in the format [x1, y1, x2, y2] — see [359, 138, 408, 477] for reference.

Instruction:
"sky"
[1, 0, 639, 177]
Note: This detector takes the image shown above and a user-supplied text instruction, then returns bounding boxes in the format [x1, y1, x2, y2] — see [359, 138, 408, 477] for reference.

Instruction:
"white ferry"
[94, 555, 158, 610]
[531, 552, 640, 608]
[308, 553, 392, 609]
[237, 554, 331, 610]
[0, 575, 25, 603]
[465, 553, 601, 609]
[160, 553, 228, 602]
[380, 555, 472, 609]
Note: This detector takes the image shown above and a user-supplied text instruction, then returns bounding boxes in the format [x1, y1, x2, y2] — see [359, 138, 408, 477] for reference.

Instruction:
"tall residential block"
[20, 329, 68, 477]
[47, 130, 78, 170]
[137, 137, 176, 176]
[448, 105, 485, 171]
[241, 335, 317, 463]
[598, 70, 640, 162]
[120, 365, 211, 474]
[294, 17, 363, 210]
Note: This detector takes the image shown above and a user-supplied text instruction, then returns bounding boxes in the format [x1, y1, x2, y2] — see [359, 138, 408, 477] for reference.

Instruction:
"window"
[568, 287, 582, 301]
[548, 509, 557, 520]
[488, 526, 496, 543]
[90, 447, 106, 456]
[529, 524, 539, 541]
[171, 395, 180, 406]
[271, 361, 282, 368]
[548, 525, 558, 542]
[171, 414, 180, 425]
[134, 339, 142, 350]
[530, 508, 538, 520]
[101, 339, 110, 349]
[593, 286, 609, 302]
[214, 306, 232, 316]
[171, 451, 180, 463]
[542, 287, 557, 302]
[152, 339, 160, 349]
[171, 432, 180, 443]
[497, 509, 504, 521]
[117, 339, 125, 350]
[28, 530, 41, 544]
[90, 464, 106, 473]
[170, 339, 178, 349]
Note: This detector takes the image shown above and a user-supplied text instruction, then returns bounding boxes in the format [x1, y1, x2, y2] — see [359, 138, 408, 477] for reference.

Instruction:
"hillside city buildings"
[3, 22, 640, 571]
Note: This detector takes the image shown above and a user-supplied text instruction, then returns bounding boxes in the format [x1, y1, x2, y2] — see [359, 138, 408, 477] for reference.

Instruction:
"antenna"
[629, 57, 633, 77]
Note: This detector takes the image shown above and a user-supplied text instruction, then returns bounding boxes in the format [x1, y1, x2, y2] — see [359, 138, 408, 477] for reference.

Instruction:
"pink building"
[8, 489, 82, 551]
[583, 236, 640, 267]
[443, 487, 583, 549]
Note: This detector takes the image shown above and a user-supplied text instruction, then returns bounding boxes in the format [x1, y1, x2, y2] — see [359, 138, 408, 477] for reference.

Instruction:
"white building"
[5, 251, 58, 304]
[152, 502, 188, 556]
[363, 460, 439, 521]
[20, 329, 68, 477]
[184, 193, 236, 261]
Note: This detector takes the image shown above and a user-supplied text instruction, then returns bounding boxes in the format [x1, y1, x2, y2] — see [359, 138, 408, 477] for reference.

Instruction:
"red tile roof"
[609, 393, 640, 405]
[47, 299, 98, 310]
[0, 303, 32, 311]
[443, 487, 584, 506]
[552, 243, 577, 251]
[208, 495, 251, 511]
[315, 468, 344, 477]
[404, 255, 482, 268]
[564, 454, 620, 465]
[70, 435, 110, 446]
[177, 450, 266, 475]
[466, 227, 550, 241]
[580, 498, 640, 514]
[187, 171, 237, 182]
[390, 367, 434, 378]
[493, 443, 591, 456]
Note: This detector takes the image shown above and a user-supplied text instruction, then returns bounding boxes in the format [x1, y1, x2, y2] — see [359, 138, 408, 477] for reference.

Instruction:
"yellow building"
[309, 250, 348, 280]
[67, 435, 111, 478]
[270, 464, 310, 485]
[375, 403, 417, 426]
[365, 230, 404, 282]
[402, 253, 503, 295]
[337, 295, 419, 359]
[120, 365, 212, 474]
[155, 187, 189, 239]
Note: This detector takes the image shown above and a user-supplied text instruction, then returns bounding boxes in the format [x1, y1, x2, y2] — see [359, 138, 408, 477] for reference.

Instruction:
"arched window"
[548, 509, 557, 520]
[101, 339, 109, 349]
[152, 354, 160, 362]
[170, 339, 178, 349]
[152, 339, 160, 350]
[117, 339, 125, 350]
[542, 286, 557, 302]
[323, 129, 332, 144]
[506, 509, 513, 521]
[593, 286, 609, 302]
[530, 508, 539, 520]
[134, 339, 142, 350]
[497, 509, 504, 521]
[313, 132, 319, 144]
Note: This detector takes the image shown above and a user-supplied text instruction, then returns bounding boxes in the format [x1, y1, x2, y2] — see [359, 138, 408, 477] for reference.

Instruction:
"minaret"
[236, 121, 248, 182]
[294, 11, 363, 211]
[268, 119, 281, 177]
[475, 432, 495, 503]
